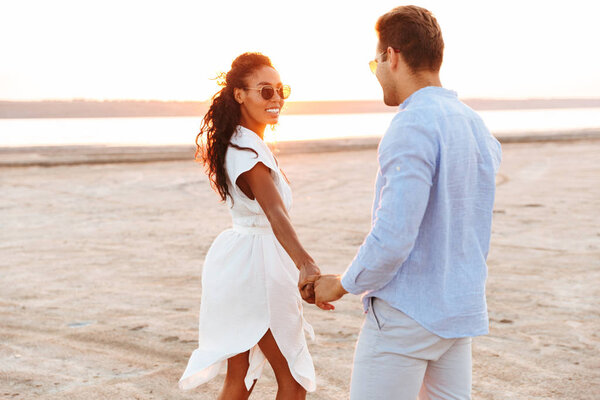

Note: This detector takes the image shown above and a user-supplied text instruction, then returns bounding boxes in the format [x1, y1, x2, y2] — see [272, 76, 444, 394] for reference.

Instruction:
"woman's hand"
[298, 261, 321, 304]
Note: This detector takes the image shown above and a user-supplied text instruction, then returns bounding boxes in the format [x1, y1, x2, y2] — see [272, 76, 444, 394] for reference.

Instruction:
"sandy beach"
[1, 139, 599, 399]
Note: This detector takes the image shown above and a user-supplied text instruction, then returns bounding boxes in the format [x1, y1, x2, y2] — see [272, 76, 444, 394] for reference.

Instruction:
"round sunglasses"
[244, 85, 291, 100]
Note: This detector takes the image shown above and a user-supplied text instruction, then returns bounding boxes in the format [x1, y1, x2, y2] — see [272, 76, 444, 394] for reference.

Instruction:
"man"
[305, 5, 502, 400]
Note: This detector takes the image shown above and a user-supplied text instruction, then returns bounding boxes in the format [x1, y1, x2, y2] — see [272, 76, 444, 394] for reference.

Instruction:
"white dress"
[179, 125, 316, 392]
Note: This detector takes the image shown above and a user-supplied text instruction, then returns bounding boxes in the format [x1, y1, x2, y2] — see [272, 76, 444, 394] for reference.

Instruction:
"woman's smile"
[266, 107, 280, 117]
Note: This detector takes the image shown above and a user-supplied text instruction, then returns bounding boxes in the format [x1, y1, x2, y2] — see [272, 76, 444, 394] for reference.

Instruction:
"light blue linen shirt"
[341, 86, 502, 338]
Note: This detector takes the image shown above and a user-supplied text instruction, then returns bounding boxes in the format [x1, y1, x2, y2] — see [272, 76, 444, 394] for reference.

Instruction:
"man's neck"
[397, 72, 442, 104]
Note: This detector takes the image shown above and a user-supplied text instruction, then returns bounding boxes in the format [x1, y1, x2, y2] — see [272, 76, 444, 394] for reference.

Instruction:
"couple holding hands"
[179, 5, 501, 400]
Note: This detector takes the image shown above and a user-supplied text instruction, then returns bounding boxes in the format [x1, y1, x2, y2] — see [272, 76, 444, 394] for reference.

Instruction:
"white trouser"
[350, 298, 472, 400]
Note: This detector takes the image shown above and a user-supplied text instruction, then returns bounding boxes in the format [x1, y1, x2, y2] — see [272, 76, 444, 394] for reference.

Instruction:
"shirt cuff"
[340, 260, 365, 295]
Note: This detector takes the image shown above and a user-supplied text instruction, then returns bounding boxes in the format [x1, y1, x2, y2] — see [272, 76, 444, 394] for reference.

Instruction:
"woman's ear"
[233, 88, 244, 104]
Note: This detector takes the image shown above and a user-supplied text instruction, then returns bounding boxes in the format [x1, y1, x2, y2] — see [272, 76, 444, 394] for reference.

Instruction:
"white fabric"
[350, 298, 472, 400]
[179, 126, 316, 392]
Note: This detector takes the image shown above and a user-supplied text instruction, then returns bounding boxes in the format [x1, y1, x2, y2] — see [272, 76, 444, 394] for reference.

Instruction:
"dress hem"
[179, 324, 316, 392]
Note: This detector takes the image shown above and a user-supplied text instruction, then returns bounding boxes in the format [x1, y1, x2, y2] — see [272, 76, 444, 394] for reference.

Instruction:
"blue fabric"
[341, 87, 502, 338]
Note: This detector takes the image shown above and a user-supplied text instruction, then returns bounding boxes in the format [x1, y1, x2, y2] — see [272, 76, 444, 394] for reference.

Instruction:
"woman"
[179, 53, 331, 400]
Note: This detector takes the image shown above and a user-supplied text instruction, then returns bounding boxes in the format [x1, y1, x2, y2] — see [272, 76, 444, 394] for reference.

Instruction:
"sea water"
[0, 108, 599, 147]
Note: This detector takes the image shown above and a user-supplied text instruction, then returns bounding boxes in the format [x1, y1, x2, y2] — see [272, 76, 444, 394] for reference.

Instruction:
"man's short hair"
[376, 5, 444, 72]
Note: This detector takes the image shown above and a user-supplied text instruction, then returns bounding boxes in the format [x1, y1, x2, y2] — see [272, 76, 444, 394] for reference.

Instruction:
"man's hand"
[298, 261, 321, 304]
[314, 274, 348, 309]
[298, 262, 335, 311]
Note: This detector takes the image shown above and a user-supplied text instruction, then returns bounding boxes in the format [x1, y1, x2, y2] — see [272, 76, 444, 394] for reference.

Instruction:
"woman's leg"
[217, 350, 254, 400]
[258, 329, 306, 400]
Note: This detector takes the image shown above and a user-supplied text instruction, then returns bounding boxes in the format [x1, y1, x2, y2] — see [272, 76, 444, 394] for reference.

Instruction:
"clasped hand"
[298, 263, 347, 310]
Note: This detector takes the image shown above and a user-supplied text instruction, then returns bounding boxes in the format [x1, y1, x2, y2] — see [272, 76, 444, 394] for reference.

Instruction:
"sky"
[1, 0, 599, 102]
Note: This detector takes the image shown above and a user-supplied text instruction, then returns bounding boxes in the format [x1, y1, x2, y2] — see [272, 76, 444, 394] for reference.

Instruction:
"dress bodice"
[224, 126, 292, 228]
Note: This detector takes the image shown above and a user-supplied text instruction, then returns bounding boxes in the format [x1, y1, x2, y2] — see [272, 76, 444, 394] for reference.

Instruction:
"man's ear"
[233, 87, 244, 104]
[388, 47, 401, 70]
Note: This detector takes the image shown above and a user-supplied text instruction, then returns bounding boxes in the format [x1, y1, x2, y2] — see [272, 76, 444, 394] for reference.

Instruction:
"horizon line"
[2, 96, 600, 103]
[2, 97, 600, 119]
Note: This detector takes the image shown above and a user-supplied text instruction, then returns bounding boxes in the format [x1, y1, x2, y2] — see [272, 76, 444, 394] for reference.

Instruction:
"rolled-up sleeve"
[341, 120, 438, 295]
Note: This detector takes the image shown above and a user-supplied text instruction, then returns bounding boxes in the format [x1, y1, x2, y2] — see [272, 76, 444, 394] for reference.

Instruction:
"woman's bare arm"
[238, 162, 333, 310]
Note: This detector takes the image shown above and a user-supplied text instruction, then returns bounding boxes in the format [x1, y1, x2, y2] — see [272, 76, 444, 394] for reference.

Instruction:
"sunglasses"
[244, 85, 291, 100]
[369, 48, 402, 74]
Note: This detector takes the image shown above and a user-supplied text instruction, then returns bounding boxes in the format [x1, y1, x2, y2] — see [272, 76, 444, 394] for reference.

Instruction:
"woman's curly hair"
[196, 52, 273, 201]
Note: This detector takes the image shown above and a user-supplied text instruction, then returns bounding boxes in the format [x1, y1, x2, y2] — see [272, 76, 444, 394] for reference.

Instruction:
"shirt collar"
[399, 86, 457, 110]
[234, 125, 263, 141]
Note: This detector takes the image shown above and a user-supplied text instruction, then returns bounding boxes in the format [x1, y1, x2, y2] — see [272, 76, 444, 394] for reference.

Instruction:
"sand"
[1, 140, 599, 399]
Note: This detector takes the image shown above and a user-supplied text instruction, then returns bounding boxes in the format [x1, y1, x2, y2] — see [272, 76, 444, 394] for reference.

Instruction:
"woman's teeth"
[266, 108, 280, 115]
